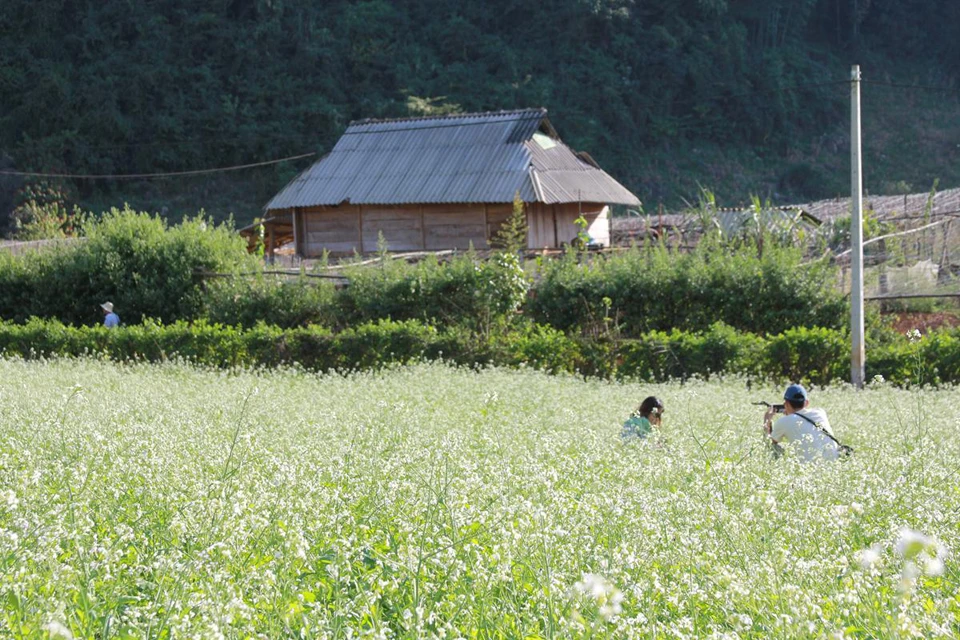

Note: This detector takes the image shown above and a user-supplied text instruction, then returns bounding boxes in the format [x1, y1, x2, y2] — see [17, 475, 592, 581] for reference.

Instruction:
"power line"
[0, 152, 316, 180]
[862, 80, 958, 93]
[703, 80, 849, 102]
[55, 133, 314, 151]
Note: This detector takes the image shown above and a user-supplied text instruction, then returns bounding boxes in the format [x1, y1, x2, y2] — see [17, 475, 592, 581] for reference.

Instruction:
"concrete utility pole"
[850, 65, 865, 388]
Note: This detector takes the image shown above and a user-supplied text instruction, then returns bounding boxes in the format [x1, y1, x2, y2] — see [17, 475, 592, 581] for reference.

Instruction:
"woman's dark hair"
[638, 396, 664, 418]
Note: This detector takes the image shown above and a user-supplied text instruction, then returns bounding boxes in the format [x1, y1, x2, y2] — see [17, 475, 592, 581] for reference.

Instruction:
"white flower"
[855, 544, 883, 570]
[894, 527, 948, 586]
[871, 374, 885, 384]
[923, 555, 945, 577]
[42, 621, 73, 639]
[574, 573, 610, 600]
[895, 528, 934, 560]
[573, 573, 624, 622]
[598, 599, 623, 622]
[906, 329, 922, 342]
[1, 490, 17, 510]
[900, 561, 921, 592]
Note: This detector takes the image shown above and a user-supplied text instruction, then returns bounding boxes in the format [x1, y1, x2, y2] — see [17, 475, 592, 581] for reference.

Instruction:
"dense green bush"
[0, 207, 255, 325]
[765, 326, 849, 386]
[3, 317, 957, 387]
[493, 322, 582, 374]
[616, 322, 766, 381]
[917, 331, 960, 384]
[528, 243, 847, 336]
[204, 275, 339, 329]
[3, 229, 849, 341]
[337, 252, 528, 330]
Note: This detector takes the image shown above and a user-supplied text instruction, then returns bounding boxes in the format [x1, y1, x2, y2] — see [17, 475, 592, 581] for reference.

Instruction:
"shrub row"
[0, 207, 847, 337]
[203, 252, 529, 332]
[0, 207, 255, 325]
[527, 242, 848, 336]
[1, 318, 956, 386]
[203, 244, 847, 337]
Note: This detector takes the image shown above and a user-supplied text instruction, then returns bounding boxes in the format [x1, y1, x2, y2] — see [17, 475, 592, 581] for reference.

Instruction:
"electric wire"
[2, 77, 952, 181]
[0, 152, 316, 180]
[862, 80, 958, 93]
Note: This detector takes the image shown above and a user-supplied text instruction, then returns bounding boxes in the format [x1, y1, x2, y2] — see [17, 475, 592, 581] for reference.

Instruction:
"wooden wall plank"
[528, 203, 554, 249]
[361, 205, 420, 222]
[298, 202, 609, 254]
[553, 203, 608, 246]
[363, 229, 424, 252]
[423, 211, 486, 226]
[423, 204, 488, 250]
[424, 233, 487, 249]
[304, 241, 357, 254]
[362, 217, 421, 232]
[361, 206, 424, 251]
[486, 203, 513, 241]
[427, 224, 486, 238]
[301, 206, 360, 257]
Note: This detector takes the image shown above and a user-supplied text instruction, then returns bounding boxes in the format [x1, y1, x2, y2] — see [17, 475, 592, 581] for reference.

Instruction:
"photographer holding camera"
[763, 384, 848, 462]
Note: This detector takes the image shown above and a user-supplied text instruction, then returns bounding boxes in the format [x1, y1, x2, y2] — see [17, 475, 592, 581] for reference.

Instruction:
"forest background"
[1, 0, 959, 230]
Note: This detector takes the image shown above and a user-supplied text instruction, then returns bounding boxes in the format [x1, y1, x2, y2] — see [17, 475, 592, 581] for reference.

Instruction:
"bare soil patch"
[887, 311, 960, 333]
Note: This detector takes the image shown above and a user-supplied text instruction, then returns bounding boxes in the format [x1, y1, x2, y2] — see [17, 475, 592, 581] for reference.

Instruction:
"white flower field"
[0, 358, 958, 638]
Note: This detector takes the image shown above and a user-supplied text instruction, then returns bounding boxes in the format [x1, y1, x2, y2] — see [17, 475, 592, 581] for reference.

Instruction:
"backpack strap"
[793, 412, 854, 456]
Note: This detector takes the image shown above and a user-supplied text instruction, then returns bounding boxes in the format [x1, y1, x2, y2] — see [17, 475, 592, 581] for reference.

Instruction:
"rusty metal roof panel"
[265, 108, 640, 209]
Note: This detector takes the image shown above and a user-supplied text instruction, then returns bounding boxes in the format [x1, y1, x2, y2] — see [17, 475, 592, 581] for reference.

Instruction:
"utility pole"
[850, 65, 865, 388]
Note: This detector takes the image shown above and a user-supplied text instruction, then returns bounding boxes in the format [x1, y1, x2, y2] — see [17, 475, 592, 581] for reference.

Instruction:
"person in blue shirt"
[622, 396, 664, 440]
[101, 301, 120, 328]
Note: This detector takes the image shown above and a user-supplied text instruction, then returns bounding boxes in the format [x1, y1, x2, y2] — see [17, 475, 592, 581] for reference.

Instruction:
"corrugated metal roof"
[266, 108, 640, 210]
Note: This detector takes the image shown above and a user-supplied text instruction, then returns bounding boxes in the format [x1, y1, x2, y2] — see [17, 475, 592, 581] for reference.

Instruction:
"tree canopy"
[1, 0, 958, 225]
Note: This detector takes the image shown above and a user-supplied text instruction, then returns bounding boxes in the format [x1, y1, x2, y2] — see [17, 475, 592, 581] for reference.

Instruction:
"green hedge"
[527, 243, 847, 336]
[2, 318, 956, 386]
[0, 207, 256, 326]
[199, 244, 848, 337]
[336, 251, 528, 330]
[2, 210, 850, 339]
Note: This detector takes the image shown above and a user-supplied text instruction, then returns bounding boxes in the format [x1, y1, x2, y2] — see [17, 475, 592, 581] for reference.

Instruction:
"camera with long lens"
[753, 401, 784, 413]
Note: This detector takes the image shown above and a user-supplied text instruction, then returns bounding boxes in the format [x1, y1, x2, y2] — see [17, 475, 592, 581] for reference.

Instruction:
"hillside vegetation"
[1, 0, 960, 226]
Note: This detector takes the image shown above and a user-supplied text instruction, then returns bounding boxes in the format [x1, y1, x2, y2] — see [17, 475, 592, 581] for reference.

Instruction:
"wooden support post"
[265, 226, 275, 263]
[421, 205, 426, 250]
[358, 205, 364, 254]
[483, 203, 489, 247]
[552, 205, 558, 248]
[877, 238, 888, 296]
[292, 208, 299, 258]
[938, 221, 952, 285]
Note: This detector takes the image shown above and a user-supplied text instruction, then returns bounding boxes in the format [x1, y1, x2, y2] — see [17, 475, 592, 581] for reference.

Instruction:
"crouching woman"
[622, 396, 665, 441]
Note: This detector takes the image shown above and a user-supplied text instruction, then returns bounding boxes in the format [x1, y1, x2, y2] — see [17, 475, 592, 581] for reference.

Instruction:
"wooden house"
[249, 108, 640, 257]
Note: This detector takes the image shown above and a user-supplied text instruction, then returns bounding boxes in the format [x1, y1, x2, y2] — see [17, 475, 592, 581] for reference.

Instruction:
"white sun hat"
[100, 301, 114, 312]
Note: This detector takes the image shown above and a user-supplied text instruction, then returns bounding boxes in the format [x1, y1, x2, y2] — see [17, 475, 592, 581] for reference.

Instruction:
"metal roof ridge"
[349, 107, 547, 126]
